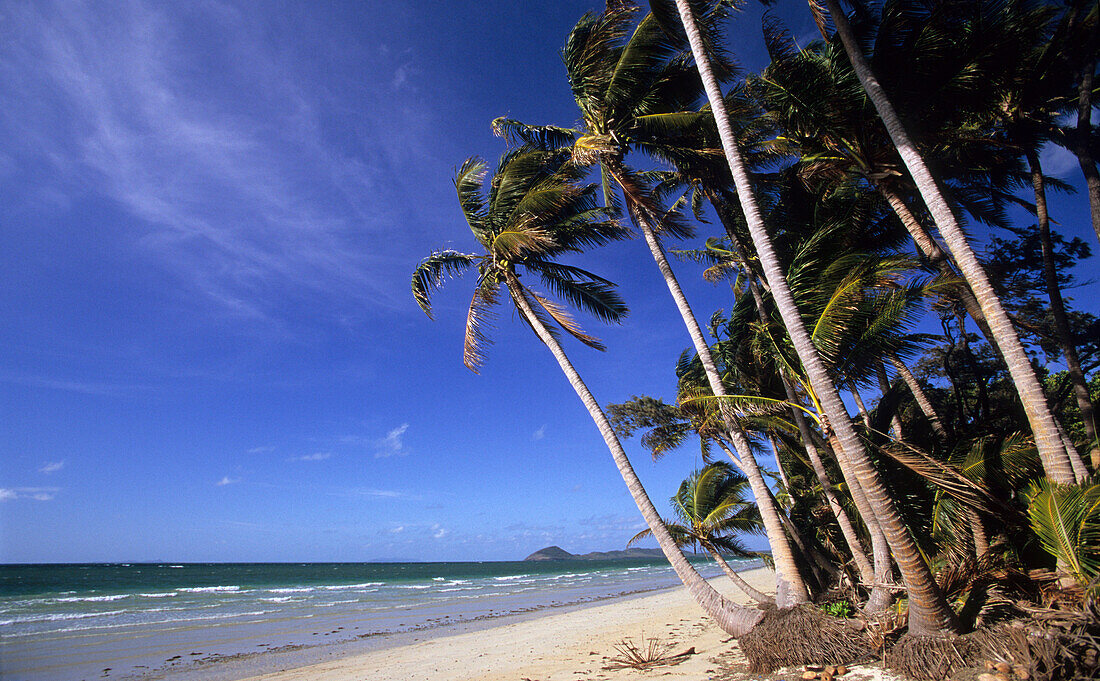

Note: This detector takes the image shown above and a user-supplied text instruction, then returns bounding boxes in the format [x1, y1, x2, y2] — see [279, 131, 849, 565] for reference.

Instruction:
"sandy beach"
[237, 567, 897, 681]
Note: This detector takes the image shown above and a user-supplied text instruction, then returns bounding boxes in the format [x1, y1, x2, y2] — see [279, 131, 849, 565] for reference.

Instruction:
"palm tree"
[412, 148, 764, 636]
[1060, 0, 1100, 247]
[494, 3, 810, 605]
[628, 462, 775, 604]
[665, 0, 960, 636]
[666, 179, 886, 595]
[701, 231, 937, 612]
[746, 21, 1014, 347]
[815, 0, 1082, 485]
[987, 2, 1099, 455]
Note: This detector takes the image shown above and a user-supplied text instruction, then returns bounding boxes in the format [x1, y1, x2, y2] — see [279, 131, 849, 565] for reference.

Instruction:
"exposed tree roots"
[886, 633, 984, 681]
[885, 619, 1100, 681]
[739, 605, 874, 673]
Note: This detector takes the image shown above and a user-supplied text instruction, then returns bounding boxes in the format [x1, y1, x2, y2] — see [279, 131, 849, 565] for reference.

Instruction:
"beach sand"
[239, 567, 903, 681]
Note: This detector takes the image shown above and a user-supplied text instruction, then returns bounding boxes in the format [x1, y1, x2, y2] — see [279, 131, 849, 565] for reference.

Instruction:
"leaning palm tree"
[494, 2, 811, 606]
[628, 461, 775, 604]
[412, 148, 764, 636]
[813, 0, 1082, 484]
[664, 0, 959, 636]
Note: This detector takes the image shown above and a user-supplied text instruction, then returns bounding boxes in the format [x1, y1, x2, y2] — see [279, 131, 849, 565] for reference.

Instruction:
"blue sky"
[1, 1, 1095, 563]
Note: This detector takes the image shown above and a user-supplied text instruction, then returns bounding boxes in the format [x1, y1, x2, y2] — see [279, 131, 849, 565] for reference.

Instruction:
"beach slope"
[239, 566, 821, 681]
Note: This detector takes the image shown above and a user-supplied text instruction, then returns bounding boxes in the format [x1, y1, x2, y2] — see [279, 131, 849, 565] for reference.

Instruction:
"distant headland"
[522, 546, 666, 561]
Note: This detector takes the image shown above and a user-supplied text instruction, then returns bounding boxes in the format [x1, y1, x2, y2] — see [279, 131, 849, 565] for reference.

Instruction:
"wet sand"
[229, 567, 904, 681]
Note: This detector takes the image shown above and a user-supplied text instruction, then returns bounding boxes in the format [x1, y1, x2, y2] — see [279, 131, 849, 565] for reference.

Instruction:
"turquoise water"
[0, 558, 747, 681]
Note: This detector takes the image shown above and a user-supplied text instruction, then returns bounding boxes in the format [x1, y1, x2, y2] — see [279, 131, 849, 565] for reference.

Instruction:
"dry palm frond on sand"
[602, 635, 697, 670]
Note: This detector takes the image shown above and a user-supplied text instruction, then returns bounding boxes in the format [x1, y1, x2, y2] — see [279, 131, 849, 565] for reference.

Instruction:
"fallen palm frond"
[602, 635, 696, 670]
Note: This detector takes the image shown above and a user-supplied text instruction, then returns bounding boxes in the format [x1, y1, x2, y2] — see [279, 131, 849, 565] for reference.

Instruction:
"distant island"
[523, 545, 666, 561]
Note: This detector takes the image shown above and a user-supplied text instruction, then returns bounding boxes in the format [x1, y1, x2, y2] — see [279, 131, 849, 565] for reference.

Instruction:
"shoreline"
[221, 568, 777, 681]
[141, 576, 728, 681]
[3, 558, 736, 681]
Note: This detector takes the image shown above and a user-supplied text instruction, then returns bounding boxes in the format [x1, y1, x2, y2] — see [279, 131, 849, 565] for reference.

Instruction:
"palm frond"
[455, 158, 488, 238]
[529, 260, 629, 324]
[463, 279, 500, 373]
[1026, 479, 1100, 585]
[491, 118, 578, 151]
[411, 250, 478, 317]
[529, 290, 607, 351]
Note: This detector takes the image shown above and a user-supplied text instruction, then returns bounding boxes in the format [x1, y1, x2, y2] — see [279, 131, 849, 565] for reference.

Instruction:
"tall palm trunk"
[876, 360, 905, 441]
[888, 354, 948, 439]
[876, 184, 997, 346]
[605, 160, 810, 606]
[674, 0, 957, 635]
[821, 0, 1078, 485]
[1026, 149, 1098, 460]
[705, 544, 775, 604]
[967, 507, 990, 559]
[795, 416, 876, 586]
[826, 432, 896, 613]
[505, 275, 764, 636]
[851, 387, 873, 430]
[1072, 11, 1100, 247]
[716, 207, 878, 588]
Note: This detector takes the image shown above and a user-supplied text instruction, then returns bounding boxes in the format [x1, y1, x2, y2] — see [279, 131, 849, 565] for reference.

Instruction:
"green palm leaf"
[1026, 479, 1100, 585]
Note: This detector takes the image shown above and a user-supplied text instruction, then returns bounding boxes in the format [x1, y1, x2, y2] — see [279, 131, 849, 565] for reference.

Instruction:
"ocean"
[0, 558, 748, 681]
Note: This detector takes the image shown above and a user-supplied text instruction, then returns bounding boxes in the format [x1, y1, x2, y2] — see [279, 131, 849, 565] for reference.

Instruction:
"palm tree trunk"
[768, 433, 791, 495]
[967, 507, 989, 559]
[876, 184, 997, 347]
[888, 354, 948, 439]
[851, 387, 873, 430]
[827, 433, 895, 613]
[1072, 12, 1100, 247]
[705, 544, 775, 605]
[779, 505, 840, 584]
[797, 422, 876, 585]
[675, 0, 957, 634]
[505, 275, 764, 637]
[715, 191, 878, 588]
[821, 0, 1077, 485]
[1026, 149, 1098, 457]
[606, 161, 810, 607]
[875, 360, 905, 441]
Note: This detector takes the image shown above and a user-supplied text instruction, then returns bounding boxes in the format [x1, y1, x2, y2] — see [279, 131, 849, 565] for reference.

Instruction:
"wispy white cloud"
[532, 425, 546, 441]
[247, 446, 275, 454]
[1, 374, 143, 395]
[0, 487, 60, 501]
[39, 461, 65, 474]
[1, 0, 428, 321]
[375, 423, 410, 458]
[215, 476, 239, 486]
[289, 452, 331, 462]
[392, 63, 416, 90]
[357, 488, 408, 499]
[431, 523, 448, 539]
